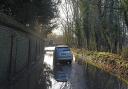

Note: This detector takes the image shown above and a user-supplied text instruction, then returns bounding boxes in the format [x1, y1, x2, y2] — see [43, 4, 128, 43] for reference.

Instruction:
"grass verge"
[72, 48, 128, 84]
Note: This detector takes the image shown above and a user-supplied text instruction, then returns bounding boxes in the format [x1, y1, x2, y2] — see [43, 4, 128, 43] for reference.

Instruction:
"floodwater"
[43, 47, 128, 89]
[3, 47, 128, 89]
[43, 47, 87, 89]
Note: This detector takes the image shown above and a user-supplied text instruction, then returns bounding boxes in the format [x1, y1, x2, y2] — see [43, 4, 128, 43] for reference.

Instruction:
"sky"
[52, 1, 65, 35]
[52, 0, 73, 35]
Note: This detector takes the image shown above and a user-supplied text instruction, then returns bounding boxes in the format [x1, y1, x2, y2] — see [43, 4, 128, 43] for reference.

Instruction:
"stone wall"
[0, 24, 44, 89]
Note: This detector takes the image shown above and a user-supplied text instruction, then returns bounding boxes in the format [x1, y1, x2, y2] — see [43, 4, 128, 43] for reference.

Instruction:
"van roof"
[56, 45, 69, 48]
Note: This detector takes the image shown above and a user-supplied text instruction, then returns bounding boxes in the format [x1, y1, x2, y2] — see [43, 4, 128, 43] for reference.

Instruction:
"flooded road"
[3, 47, 128, 89]
[44, 47, 87, 89]
[44, 47, 128, 89]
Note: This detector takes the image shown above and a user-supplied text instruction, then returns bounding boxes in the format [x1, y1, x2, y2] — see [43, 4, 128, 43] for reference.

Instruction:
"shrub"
[121, 48, 128, 59]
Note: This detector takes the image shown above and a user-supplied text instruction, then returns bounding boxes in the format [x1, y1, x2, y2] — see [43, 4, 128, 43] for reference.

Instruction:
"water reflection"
[2, 47, 73, 89]
[53, 64, 72, 82]
[5, 48, 128, 89]
[44, 50, 72, 89]
[38, 63, 52, 89]
[84, 64, 128, 89]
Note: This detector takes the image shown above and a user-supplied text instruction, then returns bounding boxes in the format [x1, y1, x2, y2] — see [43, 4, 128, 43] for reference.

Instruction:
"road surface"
[43, 47, 87, 89]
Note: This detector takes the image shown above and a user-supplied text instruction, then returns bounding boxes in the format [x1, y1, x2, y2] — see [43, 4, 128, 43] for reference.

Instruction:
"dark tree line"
[0, 0, 59, 26]
[62, 0, 128, 53]
[121, 0, 128, 27]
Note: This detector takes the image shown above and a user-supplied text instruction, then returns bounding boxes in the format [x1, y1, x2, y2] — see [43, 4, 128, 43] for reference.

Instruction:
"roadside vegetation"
[60, 0, 128, 84]
[62, 0, 128, 53]
[73, 48, 128, 83]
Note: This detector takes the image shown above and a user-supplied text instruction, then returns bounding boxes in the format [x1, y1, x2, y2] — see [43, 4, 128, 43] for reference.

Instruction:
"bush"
[75, 54, 79, 62]
[121, 48, 128, 58]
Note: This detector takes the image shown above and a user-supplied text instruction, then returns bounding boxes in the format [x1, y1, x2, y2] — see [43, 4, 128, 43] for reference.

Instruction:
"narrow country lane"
[43, 47, 87, 89]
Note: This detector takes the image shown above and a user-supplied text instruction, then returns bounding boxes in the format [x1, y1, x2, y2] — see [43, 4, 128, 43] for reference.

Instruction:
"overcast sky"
[52, 0, 73, 35]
